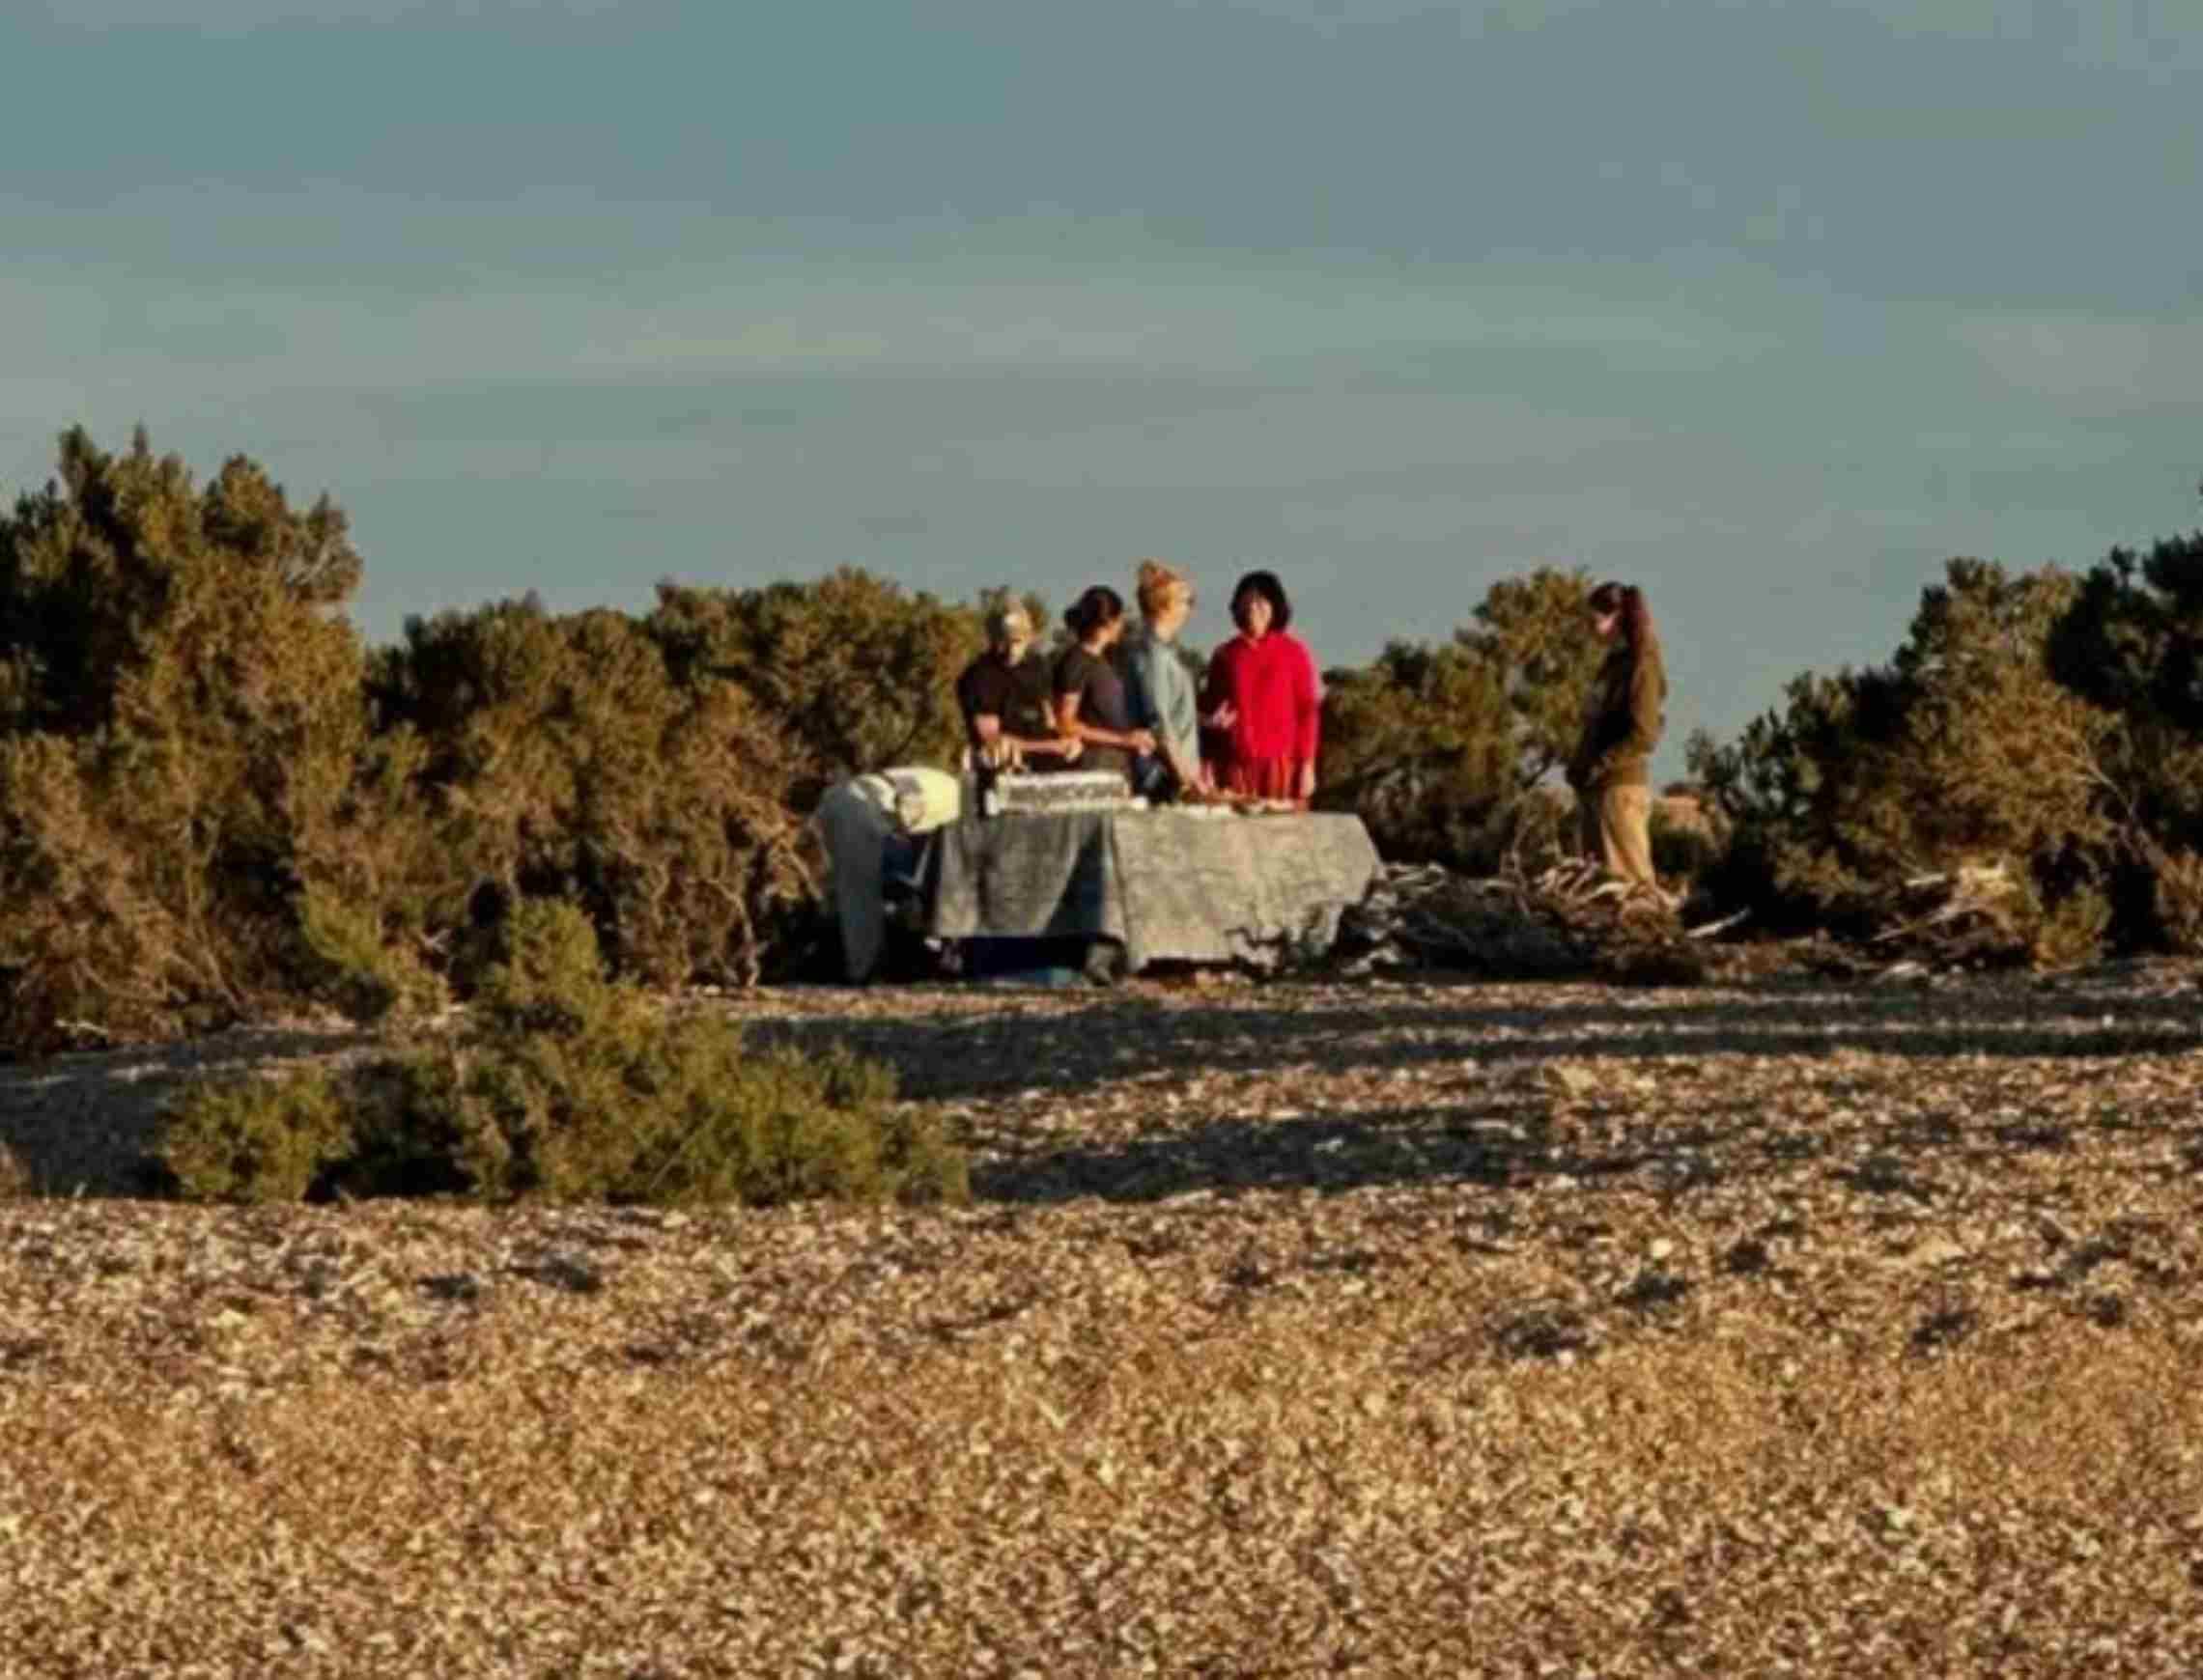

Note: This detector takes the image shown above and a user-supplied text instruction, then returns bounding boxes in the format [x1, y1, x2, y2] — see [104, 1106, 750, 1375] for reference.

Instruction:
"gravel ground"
[5, 968, 2203, 1677]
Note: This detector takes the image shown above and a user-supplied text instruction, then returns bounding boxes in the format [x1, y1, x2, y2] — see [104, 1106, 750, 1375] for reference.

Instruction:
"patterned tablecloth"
[924, 809, 1380, 971]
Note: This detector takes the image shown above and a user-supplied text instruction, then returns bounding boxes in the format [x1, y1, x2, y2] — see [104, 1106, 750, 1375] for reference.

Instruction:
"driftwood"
[1332, 859, 1723, 985]
[1796, 860, 2043, 980]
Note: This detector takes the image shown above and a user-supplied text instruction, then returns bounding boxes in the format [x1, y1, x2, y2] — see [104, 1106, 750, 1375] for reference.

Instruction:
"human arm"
[964, 658, 1083, 766]
[1199, 648, 1239, 732]
[1579, 648, 1665, 786]
[1131, 641, 1206, 791]
[1055, 686, 1156, 756]
[971, 713, 1085, 768]
[1291, 636, 1321, 800]
[1015, 730, 1084, 763]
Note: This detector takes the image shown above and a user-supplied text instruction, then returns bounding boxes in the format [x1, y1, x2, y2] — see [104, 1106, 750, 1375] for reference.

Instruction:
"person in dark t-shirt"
[1053, 585, 1154, 787]
[955, 602, 1082, 770]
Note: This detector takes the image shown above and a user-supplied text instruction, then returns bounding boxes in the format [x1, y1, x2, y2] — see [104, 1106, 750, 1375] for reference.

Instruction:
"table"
[924, 808, 1380, 971]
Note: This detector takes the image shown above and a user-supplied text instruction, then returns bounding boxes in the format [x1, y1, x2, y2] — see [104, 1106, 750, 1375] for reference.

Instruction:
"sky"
[5, 0, 2201, 775]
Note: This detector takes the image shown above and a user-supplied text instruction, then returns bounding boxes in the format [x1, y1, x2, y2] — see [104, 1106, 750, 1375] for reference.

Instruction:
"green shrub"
[1318, 568, 1601, 872]
[2148, 847, 2203, 956]
[368, 598, 816, 989]
[2020, 882, 2115, 971]
[470, 896, 613, 1036]
[158, 1069, 352, 1203]
[0, 428, 377, 1051]
[157, 902, 964, 1208]
[647, 570, 984, 800]
[1650, 802, 1725, 884]
[1690, 560, 2121, 961]
[297, 886, 446, 1025]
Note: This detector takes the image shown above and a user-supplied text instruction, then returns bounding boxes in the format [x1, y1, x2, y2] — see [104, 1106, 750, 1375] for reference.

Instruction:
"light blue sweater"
[1125, 630, 1200, 776]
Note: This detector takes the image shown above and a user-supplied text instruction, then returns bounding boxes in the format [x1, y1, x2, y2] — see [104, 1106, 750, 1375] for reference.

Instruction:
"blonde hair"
[1135, 558, 1191, 620]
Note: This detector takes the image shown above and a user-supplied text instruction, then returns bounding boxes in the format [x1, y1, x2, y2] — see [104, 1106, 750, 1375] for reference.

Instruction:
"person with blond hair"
[1566, 579, 1668, 896]
[1123, 559, 1213, 801]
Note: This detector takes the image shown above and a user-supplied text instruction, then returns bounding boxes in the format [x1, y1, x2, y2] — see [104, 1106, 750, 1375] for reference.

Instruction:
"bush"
[158, 1068, 352, 1203]
[368, 599, 816, 988]
[297, 886, 446, 1025]
[647, 570, 983, 801]
[1318, 568, 1601, 872]
[0, 428, 376, 1050]
[2149, 847, 2203, 956]
[155, 903, 965, 1207]
[1690, 560, 2121, 962]
[0, 1138, 31, 1198]
[1649, 797, 1726, 885]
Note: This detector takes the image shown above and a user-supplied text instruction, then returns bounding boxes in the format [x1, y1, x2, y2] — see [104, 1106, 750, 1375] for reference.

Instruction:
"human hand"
[1059, 735, 1084, 764]
[1206, 702, 1237, 730]
[1129, 728, 1158, 755]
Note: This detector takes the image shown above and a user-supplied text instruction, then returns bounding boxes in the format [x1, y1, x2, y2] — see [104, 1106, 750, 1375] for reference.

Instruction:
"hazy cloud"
[1955, 315, 2203, 408]
[40, 0, 638, 29]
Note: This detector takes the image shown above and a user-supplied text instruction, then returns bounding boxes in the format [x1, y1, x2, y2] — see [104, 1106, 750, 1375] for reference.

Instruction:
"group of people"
[955, 562, 1323, 808]
[952, 564, 1669, 893]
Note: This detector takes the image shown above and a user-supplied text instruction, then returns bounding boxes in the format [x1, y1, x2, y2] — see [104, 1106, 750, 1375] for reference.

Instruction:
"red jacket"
[1205, 630, 1320, 767]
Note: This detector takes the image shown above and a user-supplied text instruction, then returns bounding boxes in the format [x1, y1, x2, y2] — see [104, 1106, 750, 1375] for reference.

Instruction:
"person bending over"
[1053, 585, 1154, 789]
[1203, 569, 1320, 807]
[1566, 579, 1668, 898]
[956, 602, 1082, 770]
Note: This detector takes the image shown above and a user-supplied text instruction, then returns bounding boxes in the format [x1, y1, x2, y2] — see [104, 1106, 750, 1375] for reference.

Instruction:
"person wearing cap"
[955, 602, 1081, 770]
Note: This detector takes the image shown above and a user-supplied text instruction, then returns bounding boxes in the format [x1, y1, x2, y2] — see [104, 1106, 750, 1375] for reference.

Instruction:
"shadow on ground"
[748, 978, 2203, 1102]
[0, 1025, 376, 1196]
[743, 975, 2203, 1208]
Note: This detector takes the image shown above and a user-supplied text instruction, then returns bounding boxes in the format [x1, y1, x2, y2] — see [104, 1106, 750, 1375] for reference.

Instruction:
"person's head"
[1586, 580, 1652, 652]
[1229, 570, 1291, 638]
[1064, 584, 1128, 649]
[985, 601, 1035, 663]
[1135, 558, 1195, 641]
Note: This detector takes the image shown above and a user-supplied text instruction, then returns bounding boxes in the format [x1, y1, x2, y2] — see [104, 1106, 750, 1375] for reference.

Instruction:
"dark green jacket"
[1568, 637, 1666, 790]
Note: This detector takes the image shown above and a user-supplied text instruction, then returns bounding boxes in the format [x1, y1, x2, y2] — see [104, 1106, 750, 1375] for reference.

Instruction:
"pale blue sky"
[6, 0, 2200, 772]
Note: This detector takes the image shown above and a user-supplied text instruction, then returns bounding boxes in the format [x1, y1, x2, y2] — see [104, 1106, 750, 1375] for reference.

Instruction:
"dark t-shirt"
[1054, 644, 1132, 781]
[956, 652, 1054, 748]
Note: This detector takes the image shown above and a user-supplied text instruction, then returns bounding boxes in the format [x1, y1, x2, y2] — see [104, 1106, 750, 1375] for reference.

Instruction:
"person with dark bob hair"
[1053, 584, 1155, 787]
[1565, 579, 1668, 898]
[1201, 569, 1321, 805]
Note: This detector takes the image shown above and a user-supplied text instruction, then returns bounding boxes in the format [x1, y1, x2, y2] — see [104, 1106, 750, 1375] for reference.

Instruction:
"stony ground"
[4, 967, 2203, 1677]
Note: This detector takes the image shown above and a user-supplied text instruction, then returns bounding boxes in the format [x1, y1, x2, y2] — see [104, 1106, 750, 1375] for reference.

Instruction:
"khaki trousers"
[1579, 782, 1657, 893]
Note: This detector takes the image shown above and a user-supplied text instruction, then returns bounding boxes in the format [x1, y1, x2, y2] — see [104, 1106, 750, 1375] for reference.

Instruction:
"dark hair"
[1588, 580, 1654, 654]
[1229, 570, 1292, 633]
[1064, 584, 1126, 642]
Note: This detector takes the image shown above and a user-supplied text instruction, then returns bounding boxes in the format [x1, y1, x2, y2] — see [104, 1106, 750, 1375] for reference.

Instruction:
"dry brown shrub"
[2146, 845, 2203, 956]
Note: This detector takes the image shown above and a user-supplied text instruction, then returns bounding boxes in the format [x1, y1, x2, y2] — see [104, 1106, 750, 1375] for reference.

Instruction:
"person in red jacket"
[1202, 569, 1321, 807]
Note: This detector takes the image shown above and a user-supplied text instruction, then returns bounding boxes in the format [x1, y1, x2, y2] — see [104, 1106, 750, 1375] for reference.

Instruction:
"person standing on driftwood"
[1567, 580, 1668, 899]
